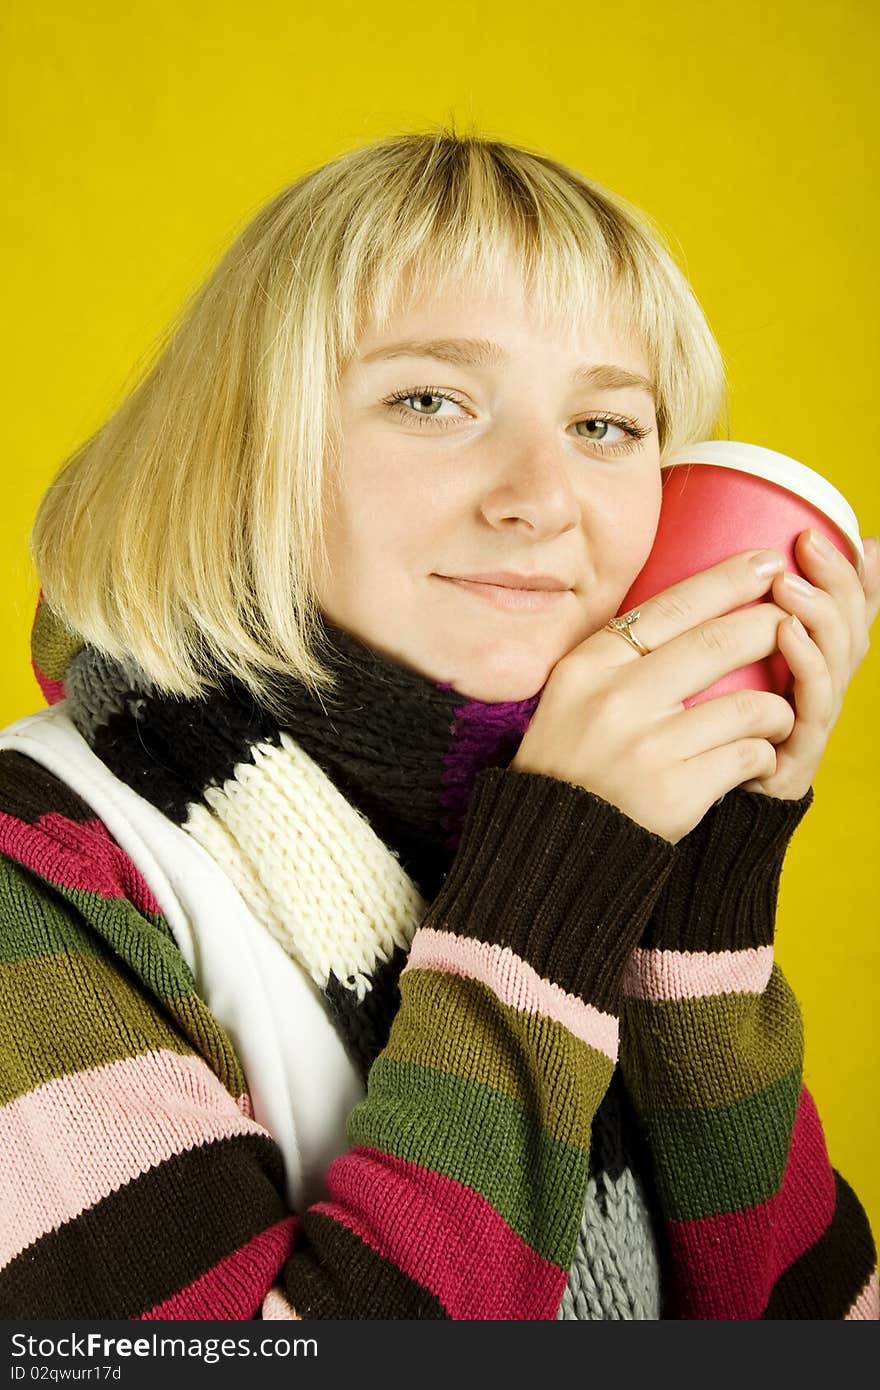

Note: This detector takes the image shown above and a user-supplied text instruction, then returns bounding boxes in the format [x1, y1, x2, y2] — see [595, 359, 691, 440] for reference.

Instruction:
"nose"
[479, 429, 581, 538]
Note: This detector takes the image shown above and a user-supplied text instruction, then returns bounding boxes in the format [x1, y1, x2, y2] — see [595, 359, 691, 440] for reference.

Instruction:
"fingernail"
[807, 529, 834, 557]
[790, 615, 809, 640]
[782, 572, 815, 597]
[752, 550, 785, 578]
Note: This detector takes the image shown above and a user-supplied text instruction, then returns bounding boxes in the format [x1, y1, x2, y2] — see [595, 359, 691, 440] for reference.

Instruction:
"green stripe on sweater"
[620, 965, 802, 1115]
[639, 1064, 802, 1220]
[0, 856, 249, 1100]
[0, 951, 202, 1104]
[387, 968, 613, 1150]
[349, 1056, 589, 1268]
[0, 854, 193, 999]
[52, 889, 195, 1004]
[1, 854, 105, 962]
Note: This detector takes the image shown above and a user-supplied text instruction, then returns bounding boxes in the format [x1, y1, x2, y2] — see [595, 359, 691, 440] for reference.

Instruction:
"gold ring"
[604, 608, 651, 656]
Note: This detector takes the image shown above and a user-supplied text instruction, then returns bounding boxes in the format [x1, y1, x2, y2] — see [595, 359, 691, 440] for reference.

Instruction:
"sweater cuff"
[423, 766, 676, 1015]
[639, 784, 814, 953]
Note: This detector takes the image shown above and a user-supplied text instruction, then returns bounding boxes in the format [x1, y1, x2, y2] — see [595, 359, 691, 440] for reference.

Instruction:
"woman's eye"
[402, 392, 458, 417]
[382, 390, 467, 429]
[574, 418, 627, 443]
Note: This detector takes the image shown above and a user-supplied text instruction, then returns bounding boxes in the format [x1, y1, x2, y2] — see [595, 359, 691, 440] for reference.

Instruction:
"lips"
[434, 575, 572, 612]
[438, 572, 572, 591]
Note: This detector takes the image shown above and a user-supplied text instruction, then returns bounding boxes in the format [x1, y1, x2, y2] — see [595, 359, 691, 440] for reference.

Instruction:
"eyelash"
[381, 386, 652, 457]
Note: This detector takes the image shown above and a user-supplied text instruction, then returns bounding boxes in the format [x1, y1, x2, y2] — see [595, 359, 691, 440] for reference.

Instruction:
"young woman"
[1, 131, 878, 1320]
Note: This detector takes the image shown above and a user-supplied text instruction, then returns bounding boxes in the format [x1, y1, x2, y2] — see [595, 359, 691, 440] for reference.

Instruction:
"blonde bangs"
[29, 129, 729, 718]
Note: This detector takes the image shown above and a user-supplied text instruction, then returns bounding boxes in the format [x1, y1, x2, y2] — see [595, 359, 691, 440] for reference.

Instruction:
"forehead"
[356, 260, 648, 368]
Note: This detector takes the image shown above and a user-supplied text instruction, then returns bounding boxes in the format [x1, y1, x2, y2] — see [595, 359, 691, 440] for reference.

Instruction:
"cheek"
[632, 491, 663, 569]
[623, 471, 663, 566]
[367, 449, 457, 537]
[592, 474, 662, 577]
[332, 463, 441, 568]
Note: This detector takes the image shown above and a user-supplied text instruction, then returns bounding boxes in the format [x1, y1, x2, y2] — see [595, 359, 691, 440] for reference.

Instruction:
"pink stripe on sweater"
[621, 944, 773, 1001]
[403, 927, 618, 1063]
[316, 1145, 567, 1319]
[1, 1050, 269, 1265]
[845, 1267, 879, 1320]
[0, 810, 162, 916]
[663, 1086, 836, 1318]
[141, 1218, 298, 1320]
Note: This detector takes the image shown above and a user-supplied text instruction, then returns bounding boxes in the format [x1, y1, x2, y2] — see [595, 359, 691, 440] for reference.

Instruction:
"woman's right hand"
[510, 549, 797, 845]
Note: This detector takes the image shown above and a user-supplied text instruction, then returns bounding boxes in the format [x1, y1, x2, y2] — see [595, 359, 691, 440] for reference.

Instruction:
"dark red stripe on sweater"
[141, 1218, 298, 1320]
[761, 1170, 878, 1319]
[0, 807, 164, 915]
[316, 1146, 567, 1318]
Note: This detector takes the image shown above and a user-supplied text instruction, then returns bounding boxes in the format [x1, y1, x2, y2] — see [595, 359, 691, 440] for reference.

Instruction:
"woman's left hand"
[740, 529, 880, 800]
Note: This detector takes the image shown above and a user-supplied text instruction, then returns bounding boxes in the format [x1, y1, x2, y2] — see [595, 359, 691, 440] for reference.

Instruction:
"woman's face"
[317, 262, 663, 701]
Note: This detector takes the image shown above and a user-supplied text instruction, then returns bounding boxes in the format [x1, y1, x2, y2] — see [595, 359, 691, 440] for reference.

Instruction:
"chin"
[445, 647, 562, 704]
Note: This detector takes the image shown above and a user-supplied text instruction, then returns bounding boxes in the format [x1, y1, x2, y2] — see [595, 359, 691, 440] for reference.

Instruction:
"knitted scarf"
[30, 595, 664, 1319]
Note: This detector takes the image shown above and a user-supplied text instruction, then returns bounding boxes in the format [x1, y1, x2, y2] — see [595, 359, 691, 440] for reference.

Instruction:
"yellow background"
[3, 3, 879, 1245]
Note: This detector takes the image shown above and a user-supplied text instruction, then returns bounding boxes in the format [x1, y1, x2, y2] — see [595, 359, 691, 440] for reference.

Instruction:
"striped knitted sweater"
[0, 596, 877, 1319]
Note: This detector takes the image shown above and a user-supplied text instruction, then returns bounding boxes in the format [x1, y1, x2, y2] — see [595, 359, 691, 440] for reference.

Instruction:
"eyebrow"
[358, 336, 656, 399]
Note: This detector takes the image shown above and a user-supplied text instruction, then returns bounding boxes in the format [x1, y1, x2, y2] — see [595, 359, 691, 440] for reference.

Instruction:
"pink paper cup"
[616, 440, 864, 708]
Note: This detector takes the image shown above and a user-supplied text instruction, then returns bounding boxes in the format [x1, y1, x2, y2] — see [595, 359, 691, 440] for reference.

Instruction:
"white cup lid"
[664, 440, 864, 564]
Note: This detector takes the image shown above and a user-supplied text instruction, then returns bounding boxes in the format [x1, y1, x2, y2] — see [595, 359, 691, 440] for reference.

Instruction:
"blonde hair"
[30, 127, 729, 718]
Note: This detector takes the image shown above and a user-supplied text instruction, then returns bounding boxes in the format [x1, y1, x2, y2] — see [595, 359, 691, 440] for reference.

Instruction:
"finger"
[766, 615, 833, 787]
[862, 536, 880, 627]
[772, 568, 852, 695]
[663, 687, 795, 761]
[860, 534, 880, 584]
[684, 736, 778, 802]
[794, 529, 868, 666]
